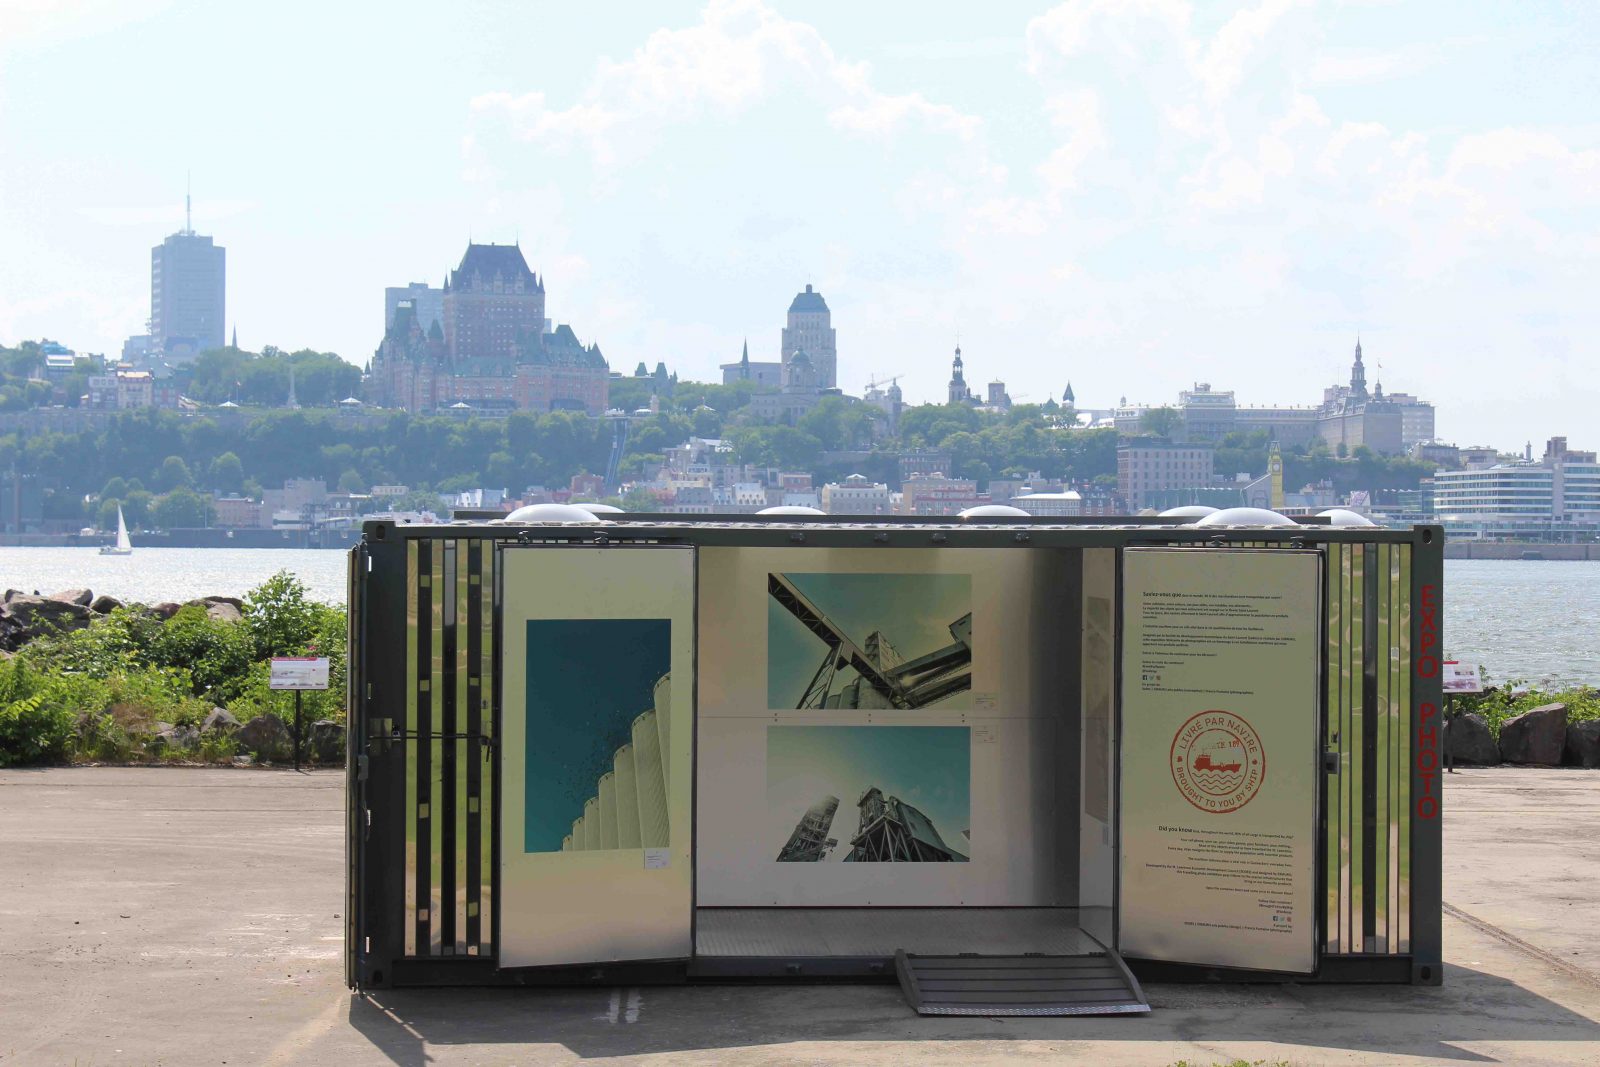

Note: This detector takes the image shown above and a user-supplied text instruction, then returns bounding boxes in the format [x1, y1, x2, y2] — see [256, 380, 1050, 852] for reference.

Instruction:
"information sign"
[269, 657, 330, 691]
[1441, 661, 1483, 694]
[1119, 548, 1321, 975]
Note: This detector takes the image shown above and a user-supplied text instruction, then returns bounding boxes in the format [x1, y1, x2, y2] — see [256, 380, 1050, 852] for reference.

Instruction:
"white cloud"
[470, 0, 982, 169]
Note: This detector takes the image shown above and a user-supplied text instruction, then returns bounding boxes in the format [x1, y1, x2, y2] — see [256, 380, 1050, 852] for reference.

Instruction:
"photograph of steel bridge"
[768, 725, 970, 863]
[521, 618, 673, 854]
[767, 572, 973, 709]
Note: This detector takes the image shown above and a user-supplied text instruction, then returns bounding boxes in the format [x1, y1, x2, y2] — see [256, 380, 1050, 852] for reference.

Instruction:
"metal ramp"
[895, 948, 1150, 1016]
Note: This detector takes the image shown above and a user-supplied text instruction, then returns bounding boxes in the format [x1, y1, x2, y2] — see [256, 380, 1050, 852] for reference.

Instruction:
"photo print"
[769, 725, 970, 863]
[522, 618, 673, 854]
[767, 572, 973, 709]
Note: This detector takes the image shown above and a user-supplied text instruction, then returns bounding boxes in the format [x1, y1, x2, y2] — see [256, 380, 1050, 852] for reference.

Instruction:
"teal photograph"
[523, 618, 673, 854]
[767, 572, 973, 710]
[768, 725, 970, 863]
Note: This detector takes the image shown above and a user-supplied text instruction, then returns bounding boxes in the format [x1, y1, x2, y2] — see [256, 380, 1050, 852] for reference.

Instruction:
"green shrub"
[151, 605, 255, 702]
[1453, 676, 1600, 737]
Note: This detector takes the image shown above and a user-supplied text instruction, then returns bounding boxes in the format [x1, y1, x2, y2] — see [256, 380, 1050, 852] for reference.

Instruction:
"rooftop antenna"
[185, 171, 192, 234]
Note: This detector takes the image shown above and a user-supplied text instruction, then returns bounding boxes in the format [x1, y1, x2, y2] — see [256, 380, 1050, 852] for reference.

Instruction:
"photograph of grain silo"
[521, 618, 673, 854]
[767, 572, 973, 709]
[767, 725, 970, 863]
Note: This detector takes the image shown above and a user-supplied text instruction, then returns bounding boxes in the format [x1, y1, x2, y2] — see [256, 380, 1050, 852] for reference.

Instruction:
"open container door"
[1117, 547, 1322, 976]
[498, 544, 696, 969]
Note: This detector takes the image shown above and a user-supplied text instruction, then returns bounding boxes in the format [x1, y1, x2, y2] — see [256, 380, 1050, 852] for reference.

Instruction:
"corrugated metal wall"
[1324, 541, 1411, 955]
[402, 538, 495, 958]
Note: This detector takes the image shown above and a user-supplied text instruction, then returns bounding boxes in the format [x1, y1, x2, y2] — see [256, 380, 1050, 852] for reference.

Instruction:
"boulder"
[235, 714, 293, 762]
[50, 588, 94, 607]
[205, 601, 244, 624]
[1499, 703, 1568, 766]
[0, 595, 92, 638]
[310, 720, 346, 765]
[151, 602, 182, 620]
[3, 589, 21, 603]
[151, 723, 201, 752]
[0, 612, 26, 652]
[1447, 712, 1501, 766]
[89, 595, 124, 615]
[201, 707, 242, 735]
[1564, 720, 1600, 769]
[184, 596, 245, 623]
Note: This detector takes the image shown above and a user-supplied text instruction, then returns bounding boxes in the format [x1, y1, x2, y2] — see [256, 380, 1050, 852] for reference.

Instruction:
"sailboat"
[100, 505, 133, 556]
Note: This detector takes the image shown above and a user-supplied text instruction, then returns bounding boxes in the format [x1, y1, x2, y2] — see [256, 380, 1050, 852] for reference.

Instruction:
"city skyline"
[3, 2, 1598, 450]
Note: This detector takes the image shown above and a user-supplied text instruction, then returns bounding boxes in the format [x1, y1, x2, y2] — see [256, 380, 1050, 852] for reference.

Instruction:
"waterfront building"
[150, 200, 225, 358]
[1432, 436, 1600, 541]
[899, 472, 981, 516]
[1008, 490, 1084, 517]
[821, 474, 892, 515]
[1117, 442, 1215, 510]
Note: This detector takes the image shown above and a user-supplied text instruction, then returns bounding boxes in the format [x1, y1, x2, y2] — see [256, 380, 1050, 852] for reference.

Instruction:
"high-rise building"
[384, 282, 445, 335]
[150, 197, 225, 359]
[781, 284, 836, 390]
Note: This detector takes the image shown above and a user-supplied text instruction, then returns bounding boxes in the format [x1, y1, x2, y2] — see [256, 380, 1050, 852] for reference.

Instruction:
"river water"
[2, 549, 1597, 686]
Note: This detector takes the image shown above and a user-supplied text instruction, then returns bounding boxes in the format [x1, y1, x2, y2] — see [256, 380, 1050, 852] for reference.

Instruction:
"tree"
[338, 468, 366, 494]
[243, 571, 320, 659]
[156, 455, 193, 492]
[620, 486, 660, 512]
[207, 452, 244, 493]
[1139, 406, 1181, 439]
[151, 487, 214, 529]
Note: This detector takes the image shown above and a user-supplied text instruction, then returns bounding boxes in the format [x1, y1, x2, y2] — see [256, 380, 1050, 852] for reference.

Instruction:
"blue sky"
[2, 1, 1597, 448]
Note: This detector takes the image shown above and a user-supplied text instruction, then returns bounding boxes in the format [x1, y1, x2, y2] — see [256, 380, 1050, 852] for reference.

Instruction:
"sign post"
[1440, 661, 1483, 774]
[270, 656, 331, 771]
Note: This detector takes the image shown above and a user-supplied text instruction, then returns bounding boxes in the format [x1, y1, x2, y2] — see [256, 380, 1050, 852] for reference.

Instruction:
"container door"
[1117, 547, 1322, 975]
[498, 544, 696, 968]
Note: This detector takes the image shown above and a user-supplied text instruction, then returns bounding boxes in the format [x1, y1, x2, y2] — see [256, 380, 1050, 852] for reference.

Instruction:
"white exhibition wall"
[695, 546, 1079, 908]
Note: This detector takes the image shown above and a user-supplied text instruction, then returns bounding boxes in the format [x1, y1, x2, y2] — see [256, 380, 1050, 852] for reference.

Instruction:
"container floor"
[694, 906, 1094, 958]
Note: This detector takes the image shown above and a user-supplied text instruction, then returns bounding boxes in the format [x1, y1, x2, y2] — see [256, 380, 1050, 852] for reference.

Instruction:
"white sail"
[115, 505, 132, 551]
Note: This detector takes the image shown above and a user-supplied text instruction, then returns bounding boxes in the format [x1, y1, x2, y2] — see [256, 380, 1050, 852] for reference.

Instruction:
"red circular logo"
[1170, 710, 1266, 814]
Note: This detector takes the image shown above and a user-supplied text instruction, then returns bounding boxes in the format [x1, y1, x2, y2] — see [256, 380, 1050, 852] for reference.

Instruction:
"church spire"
[1350, 336, 1368, 400]
[1063, 380, 1075, 404]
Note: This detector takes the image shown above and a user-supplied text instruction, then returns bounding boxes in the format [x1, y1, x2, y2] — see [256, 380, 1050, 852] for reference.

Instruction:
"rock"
[89, 594, 124, 615]
[151, 602, 182, 620]
[151, 723, 200, 752]
[310, 720, 346, 765]
[201, 707, 242, 735]
[3, 589, 21, 603]
[205, 602, 243, 624]
[183, 596, 245, 623]
[1499, 703, 1568, 766]
[0, 612, 26, 652]
[235, 714, 293, 762]
[1447, 712, 1501, 766]
[50, 588, 94, 607]
[232, 754, 255, 767]
[1564, 720, 1600, 769]
[1, 594, 92, 637]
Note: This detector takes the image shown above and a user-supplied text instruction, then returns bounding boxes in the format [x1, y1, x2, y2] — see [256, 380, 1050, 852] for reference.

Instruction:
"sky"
[768, 571, 970, 707]
[767, 724, 971, 861]
[2, 0, 1597, 449]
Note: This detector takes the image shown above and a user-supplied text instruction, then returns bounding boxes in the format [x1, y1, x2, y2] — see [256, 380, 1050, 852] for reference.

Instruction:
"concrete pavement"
[1, 766, 1597, 1066]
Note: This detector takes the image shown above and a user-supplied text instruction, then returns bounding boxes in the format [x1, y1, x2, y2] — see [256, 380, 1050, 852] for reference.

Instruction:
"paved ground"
[1, 767, 1598, 1066]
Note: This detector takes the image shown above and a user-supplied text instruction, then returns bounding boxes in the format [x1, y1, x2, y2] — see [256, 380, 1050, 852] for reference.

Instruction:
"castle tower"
[1350, 338, 1368, 401]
